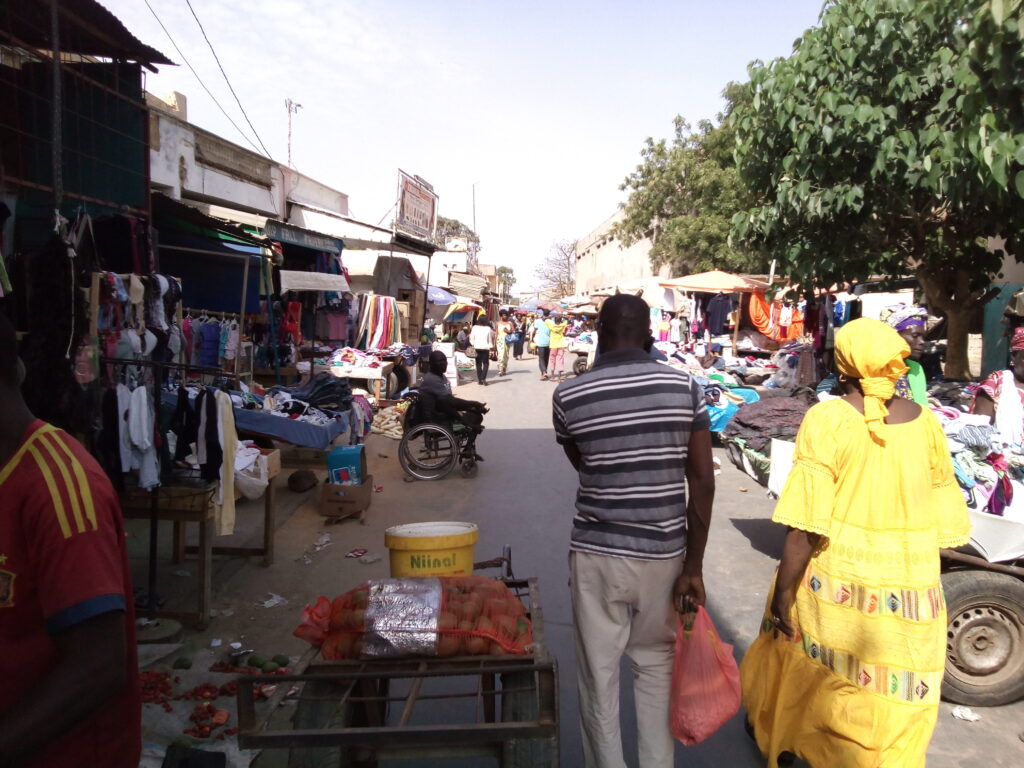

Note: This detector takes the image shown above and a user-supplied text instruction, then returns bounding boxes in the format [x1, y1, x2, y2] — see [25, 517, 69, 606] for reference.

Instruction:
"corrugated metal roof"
[2, 0, 174, 69]
[448, 271, 488, 298]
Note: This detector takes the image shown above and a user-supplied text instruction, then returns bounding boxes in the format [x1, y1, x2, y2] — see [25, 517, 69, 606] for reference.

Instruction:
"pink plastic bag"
[669, 606, 741, 745]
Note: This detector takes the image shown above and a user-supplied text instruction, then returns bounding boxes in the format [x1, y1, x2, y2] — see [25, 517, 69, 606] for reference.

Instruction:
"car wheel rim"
[946, 604, 1023, 684]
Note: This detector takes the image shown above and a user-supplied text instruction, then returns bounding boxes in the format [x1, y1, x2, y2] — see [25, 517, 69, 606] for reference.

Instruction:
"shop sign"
[265, 220, 343, 253]
[396, 170, 438, 241]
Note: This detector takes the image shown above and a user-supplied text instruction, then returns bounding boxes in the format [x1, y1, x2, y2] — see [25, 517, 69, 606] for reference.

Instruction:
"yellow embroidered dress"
[740, 398, 970, 768]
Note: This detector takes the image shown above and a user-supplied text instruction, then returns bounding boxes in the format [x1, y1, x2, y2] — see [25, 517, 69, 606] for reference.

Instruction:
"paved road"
[427, 353, 1024, 767]
[157, 352, 1024, 767]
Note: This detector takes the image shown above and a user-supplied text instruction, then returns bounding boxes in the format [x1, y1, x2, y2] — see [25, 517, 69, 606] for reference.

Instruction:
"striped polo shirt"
[552, 349, 710, 560]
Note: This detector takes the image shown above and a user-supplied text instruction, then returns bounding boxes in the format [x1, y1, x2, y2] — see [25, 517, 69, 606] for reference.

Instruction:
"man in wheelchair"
[412, 351, 488, 461]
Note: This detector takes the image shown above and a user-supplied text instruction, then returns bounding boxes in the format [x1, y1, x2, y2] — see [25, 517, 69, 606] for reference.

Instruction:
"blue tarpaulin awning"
[427, 285, 457, 304]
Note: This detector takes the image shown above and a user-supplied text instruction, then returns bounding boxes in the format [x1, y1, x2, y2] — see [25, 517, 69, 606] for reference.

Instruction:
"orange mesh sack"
[669, 607, 741, 746]
[294, 576, 533, 660]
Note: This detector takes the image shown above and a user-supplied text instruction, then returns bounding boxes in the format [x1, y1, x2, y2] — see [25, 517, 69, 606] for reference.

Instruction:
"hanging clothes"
[213, 390, 237, 536]
[198, 321, 221, 367]
[706, 294, 733, 335]
[127, 384, 160, 490]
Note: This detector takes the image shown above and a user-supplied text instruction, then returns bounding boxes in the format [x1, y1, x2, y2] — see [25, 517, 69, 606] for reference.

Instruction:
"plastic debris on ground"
[257, 593, 288, 608]
[210, 638, 222, 647]
[358, 553, 382, 564]
[951, 706, 981, 722]
[298, 533, 334, 564]
[345, 548, 368, 558]
[374, 484, 384, 493]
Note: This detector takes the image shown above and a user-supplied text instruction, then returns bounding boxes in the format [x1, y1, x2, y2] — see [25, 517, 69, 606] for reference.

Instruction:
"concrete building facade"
[574, 209, 670, 297]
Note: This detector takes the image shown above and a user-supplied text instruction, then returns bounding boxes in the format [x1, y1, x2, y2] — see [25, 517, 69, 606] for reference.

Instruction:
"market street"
[132, 353, 1024, 768]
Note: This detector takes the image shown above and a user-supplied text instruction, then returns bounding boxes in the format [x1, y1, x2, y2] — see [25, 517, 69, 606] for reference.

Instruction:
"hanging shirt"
[199, 322, 221, 368]
[706, 294, 732, 335]
[0, 420, 141, 768]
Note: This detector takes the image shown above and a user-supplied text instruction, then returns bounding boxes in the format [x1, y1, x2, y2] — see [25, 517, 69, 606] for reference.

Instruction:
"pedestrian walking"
[741, 318, 970, 768]
[513, 315, 526, 360]
[495, 310, 514, 376]
[546, 313, 568, 381]
[552, 294, 716, 768]
[469, 315, 494, 385]
[532, 309, 552, 380]
[0, 311, 142, 768]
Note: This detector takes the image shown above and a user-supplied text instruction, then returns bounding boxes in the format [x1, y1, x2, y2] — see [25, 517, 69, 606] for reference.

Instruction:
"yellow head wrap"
[834, 318, 910, 442]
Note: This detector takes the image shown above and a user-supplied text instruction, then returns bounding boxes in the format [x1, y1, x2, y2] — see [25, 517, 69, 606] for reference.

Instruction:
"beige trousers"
[570, 550, 683, 768]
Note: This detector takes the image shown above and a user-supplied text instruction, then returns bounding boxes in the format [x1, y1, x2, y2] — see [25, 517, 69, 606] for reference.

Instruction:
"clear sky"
[107, 0, 824, 292]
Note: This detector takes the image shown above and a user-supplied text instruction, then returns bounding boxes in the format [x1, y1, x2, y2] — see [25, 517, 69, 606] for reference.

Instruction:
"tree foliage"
[496, 266, 516, 300]
[732, 0, 1024, 378]
[616, 83, 768, 275]
[435, 216, 479, 248]
[534, 240, 577, 299]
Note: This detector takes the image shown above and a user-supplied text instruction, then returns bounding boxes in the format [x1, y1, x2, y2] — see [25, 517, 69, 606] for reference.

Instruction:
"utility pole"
[285, 98, 302, 168]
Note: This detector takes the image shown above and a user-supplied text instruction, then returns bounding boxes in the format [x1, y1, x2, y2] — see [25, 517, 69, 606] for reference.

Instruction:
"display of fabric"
[358, 294, 401, 348]
[748, 293, 805, 342]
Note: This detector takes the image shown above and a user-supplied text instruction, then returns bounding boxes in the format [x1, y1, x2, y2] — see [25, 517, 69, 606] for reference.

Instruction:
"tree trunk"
[943, 305, 973, 381]
[915, 266, 977, 381]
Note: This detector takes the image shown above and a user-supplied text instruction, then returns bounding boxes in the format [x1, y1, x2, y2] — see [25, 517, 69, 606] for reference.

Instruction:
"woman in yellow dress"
[740, 318, 970, 768]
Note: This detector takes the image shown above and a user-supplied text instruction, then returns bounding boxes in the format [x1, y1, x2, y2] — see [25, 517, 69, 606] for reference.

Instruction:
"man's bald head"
[597, 294, 649, 351]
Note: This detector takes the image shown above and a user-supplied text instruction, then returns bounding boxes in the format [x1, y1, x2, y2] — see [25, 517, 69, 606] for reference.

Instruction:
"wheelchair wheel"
[399, 423, 459, 480]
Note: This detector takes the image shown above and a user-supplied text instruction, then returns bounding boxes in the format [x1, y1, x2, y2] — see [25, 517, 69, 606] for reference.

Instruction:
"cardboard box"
[319, 474, 373, 519]
[318, 449, 371, 519]
[258, 448, 281, 479]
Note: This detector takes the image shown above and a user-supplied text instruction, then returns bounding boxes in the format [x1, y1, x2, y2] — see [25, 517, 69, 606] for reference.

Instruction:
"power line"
[142, 0, 265, 155]
[183, 0, 273, 159]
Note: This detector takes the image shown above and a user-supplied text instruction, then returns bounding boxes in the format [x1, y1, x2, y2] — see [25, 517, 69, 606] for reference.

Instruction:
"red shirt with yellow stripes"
[0, 420, 140, 767]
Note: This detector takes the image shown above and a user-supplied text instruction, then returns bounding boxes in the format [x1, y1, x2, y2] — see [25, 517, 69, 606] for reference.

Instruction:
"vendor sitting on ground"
[972, 326, 1024, 445]
[880, 303, 930, 405]
[416, 351, 488, 459]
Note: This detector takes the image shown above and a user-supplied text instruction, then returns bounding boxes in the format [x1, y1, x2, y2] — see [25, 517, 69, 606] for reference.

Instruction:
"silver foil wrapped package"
[362, 578, 442, 658]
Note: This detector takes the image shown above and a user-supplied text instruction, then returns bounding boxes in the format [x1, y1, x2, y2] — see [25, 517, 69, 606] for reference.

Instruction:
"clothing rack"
[182, 307, 241, 320]
[101, 355, 230, 619]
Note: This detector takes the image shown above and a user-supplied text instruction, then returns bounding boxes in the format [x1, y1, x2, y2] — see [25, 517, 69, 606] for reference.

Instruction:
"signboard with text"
[396, 170, 438, 242]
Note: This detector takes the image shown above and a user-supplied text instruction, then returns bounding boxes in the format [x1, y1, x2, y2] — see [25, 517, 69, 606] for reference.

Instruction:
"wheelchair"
[398, 391, 481, 480]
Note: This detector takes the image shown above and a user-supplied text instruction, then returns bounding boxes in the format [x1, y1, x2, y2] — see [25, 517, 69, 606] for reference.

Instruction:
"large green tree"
[732, 0, 1024, 378]
[617, 84, 768, 275]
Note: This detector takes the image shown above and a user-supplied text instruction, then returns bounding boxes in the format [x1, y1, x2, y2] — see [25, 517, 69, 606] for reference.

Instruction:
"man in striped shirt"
[553, 294, 715, 768]
[0, 312, 140, 767]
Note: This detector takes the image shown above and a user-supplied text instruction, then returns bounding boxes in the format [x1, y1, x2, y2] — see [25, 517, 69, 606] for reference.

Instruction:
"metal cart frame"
[236, 577, 559, 766]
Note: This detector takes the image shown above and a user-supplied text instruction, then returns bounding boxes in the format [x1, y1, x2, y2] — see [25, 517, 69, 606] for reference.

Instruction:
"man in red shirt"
[0, 311, 140, 767]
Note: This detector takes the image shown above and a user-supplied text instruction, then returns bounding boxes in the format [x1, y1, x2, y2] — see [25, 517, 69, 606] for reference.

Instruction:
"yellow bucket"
[385, 522, 479, 578]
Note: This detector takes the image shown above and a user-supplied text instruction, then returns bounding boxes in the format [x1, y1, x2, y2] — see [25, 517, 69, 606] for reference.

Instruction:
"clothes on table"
[974, 369, 1024, 447]
[721, 394, 816, 453]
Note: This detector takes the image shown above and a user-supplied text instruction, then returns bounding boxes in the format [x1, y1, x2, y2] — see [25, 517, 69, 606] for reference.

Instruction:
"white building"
[575, 209, 670, 298]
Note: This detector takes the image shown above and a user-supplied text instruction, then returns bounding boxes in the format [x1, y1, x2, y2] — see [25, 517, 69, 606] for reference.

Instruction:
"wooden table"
[119, 450, 282, 628]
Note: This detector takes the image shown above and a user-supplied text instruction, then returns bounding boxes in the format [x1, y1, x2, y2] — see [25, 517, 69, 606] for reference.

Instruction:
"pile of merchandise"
[294, 576, 534, 660]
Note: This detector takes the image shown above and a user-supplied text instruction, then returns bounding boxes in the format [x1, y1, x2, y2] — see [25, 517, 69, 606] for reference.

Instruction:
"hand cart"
[236, 576, 559, 767]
